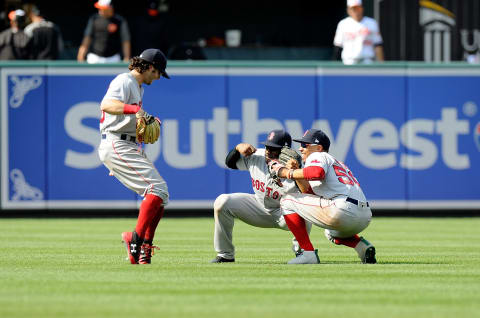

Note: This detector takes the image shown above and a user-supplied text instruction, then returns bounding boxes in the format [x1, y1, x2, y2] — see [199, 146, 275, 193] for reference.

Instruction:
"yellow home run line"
[419, 0, 455, 18]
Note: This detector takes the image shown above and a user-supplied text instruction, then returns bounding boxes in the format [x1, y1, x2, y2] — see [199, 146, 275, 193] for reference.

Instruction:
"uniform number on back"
[333, 161, 359, 186]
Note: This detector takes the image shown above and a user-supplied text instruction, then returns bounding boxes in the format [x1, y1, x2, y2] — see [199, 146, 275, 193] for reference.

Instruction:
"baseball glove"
[136, 112, 161, 144]
[267, 159, 284, 187]
[278, 147, 302, 168]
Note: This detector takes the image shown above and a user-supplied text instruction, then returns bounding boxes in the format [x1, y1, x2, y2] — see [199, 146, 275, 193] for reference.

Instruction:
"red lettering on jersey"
[251, 178, 255, 188]
[100, 110, 105, 123]
[272, 191, 279, 200]
[360, 27, 370, 36]
[333, 161, 359, 186]
[310, 159, 321, 164]
[259, 182, 265, 192]
[266, 187, 272, 197]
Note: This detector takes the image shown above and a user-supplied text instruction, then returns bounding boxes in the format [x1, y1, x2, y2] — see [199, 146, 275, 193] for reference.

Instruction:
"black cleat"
[210, 256, 235, 263]
[363, 246, 377, 264]
[138, 243, 159, 264]
[121, 231, 142, 264]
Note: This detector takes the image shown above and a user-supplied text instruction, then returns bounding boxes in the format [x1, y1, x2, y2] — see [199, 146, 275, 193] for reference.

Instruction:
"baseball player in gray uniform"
[212, 130, 311, 263]
[270, 129, 376, 264]
[98, 48, 170, 265]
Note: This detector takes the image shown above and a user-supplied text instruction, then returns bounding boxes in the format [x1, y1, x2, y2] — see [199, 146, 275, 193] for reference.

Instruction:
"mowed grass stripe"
[0, 217, 479, 318]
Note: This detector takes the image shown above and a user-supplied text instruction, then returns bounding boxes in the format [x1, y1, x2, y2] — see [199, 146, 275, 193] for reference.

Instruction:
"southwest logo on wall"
[419, 0, 455, 62]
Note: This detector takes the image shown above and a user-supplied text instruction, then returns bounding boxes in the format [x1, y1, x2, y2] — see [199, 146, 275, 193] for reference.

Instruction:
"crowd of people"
[0, 0, 386, 65]
[0, 6, 63, 60]
[0, 0, 129, 63]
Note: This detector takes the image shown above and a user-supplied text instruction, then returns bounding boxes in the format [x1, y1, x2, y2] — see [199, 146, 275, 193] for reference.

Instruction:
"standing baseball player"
[270, 129, 376, 264]
[98, 48, 169, 265]
[333, 0, 384, 65]
[212, 130, 311, 263]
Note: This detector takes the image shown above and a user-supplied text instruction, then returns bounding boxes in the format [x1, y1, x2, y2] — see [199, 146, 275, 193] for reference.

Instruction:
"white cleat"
[287, 249, 320, 264]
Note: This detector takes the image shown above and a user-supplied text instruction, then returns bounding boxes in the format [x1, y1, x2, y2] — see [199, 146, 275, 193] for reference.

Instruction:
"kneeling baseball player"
[211, 130, 311, 263]
[271, 129, 376, 264]
[98, 49, 170, 264]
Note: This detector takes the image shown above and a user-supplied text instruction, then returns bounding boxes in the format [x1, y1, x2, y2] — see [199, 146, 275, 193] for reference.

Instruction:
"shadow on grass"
[228, 259, 447, 265]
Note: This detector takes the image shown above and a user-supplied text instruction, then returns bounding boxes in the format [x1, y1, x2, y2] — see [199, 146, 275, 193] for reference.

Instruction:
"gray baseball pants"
[214, 193, 311, 260]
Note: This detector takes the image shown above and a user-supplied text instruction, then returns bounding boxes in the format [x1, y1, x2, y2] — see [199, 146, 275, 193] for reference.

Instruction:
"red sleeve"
[123, 104, 141, 114]
[303, 166, 325, 181]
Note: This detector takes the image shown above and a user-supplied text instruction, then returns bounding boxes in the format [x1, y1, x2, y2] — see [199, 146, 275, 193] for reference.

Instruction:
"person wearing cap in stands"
[0, 9, 32, 60]
[98, 48, 170, 265]
[210, 130, 311, 263]
[333, 0, 384, 65]
[24, 4, 64, 60]
[77, 0, 131, 63]
[271, 129, 376, 264]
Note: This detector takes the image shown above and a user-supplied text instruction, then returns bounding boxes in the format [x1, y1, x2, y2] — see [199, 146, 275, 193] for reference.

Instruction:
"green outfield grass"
[1, 217, 479, 318]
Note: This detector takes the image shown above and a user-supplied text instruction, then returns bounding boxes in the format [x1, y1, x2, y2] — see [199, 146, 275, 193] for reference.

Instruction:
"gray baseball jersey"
[100, 72, 143, 136]
[213, 148, 307, 260]
[305, 151, 367, 202]
[98, 71, 168, 203]
[281, 151, 370, 238]
[236, 149, 298, 210]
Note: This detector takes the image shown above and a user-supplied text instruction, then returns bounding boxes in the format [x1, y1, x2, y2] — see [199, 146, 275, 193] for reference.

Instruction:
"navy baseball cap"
[262, 130, 292, 148]
[293, 129, 331, 151]
[139, 48, 170, 79]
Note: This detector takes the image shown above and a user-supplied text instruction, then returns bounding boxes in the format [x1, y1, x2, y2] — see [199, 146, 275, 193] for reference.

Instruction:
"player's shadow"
[245, 259, 445, 265]
[315, 260, 445, 265]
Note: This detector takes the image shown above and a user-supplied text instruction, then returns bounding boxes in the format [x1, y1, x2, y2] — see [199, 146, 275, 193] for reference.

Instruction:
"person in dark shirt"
[77, 0, 131, 63]
[24, 5, 64, 60]
[0, 9, 32, 60]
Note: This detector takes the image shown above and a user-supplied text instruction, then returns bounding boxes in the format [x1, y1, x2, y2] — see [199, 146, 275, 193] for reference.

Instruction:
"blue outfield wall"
[1, 62, 479, 211]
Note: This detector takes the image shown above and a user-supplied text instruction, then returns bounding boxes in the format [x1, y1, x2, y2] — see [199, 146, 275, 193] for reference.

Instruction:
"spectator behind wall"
[77, 0, 131, 63]
[0, 9, 32, 60]
[24, 5, 64, 60]
[333, 0, 384, 65]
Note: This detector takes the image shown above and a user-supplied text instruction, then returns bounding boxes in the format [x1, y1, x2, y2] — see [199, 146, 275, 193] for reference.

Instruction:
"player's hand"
[285, 159, 299, 170]
[236, 143, 256, 157]
[267, 159, 285, 177]
[136, 108, 145, 117]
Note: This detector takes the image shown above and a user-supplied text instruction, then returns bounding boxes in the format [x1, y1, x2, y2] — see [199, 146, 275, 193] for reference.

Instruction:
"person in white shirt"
[333, 0, 384, 65]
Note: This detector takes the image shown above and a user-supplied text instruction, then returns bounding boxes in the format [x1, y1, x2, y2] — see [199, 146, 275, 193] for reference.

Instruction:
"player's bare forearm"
[122, 41, 131, 62]
[77, 37, 91, 62]
[276, 167, 309, 192]
[295, 179, 311, 193]
[101, 99, 128, 115]
[235, 143, 256, 157]
[278, 167, 305, 180]
[375, 45, 384, 62]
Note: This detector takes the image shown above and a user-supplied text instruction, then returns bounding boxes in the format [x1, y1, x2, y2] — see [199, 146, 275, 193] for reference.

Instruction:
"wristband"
[123, 104, 141, 114]
[288, 169, 294, 179]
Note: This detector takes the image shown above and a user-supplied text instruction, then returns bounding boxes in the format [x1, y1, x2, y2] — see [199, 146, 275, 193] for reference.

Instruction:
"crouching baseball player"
[211, 130, 311, 263]
[98, 48, 170, 264]
[271, 129, 376, 264]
